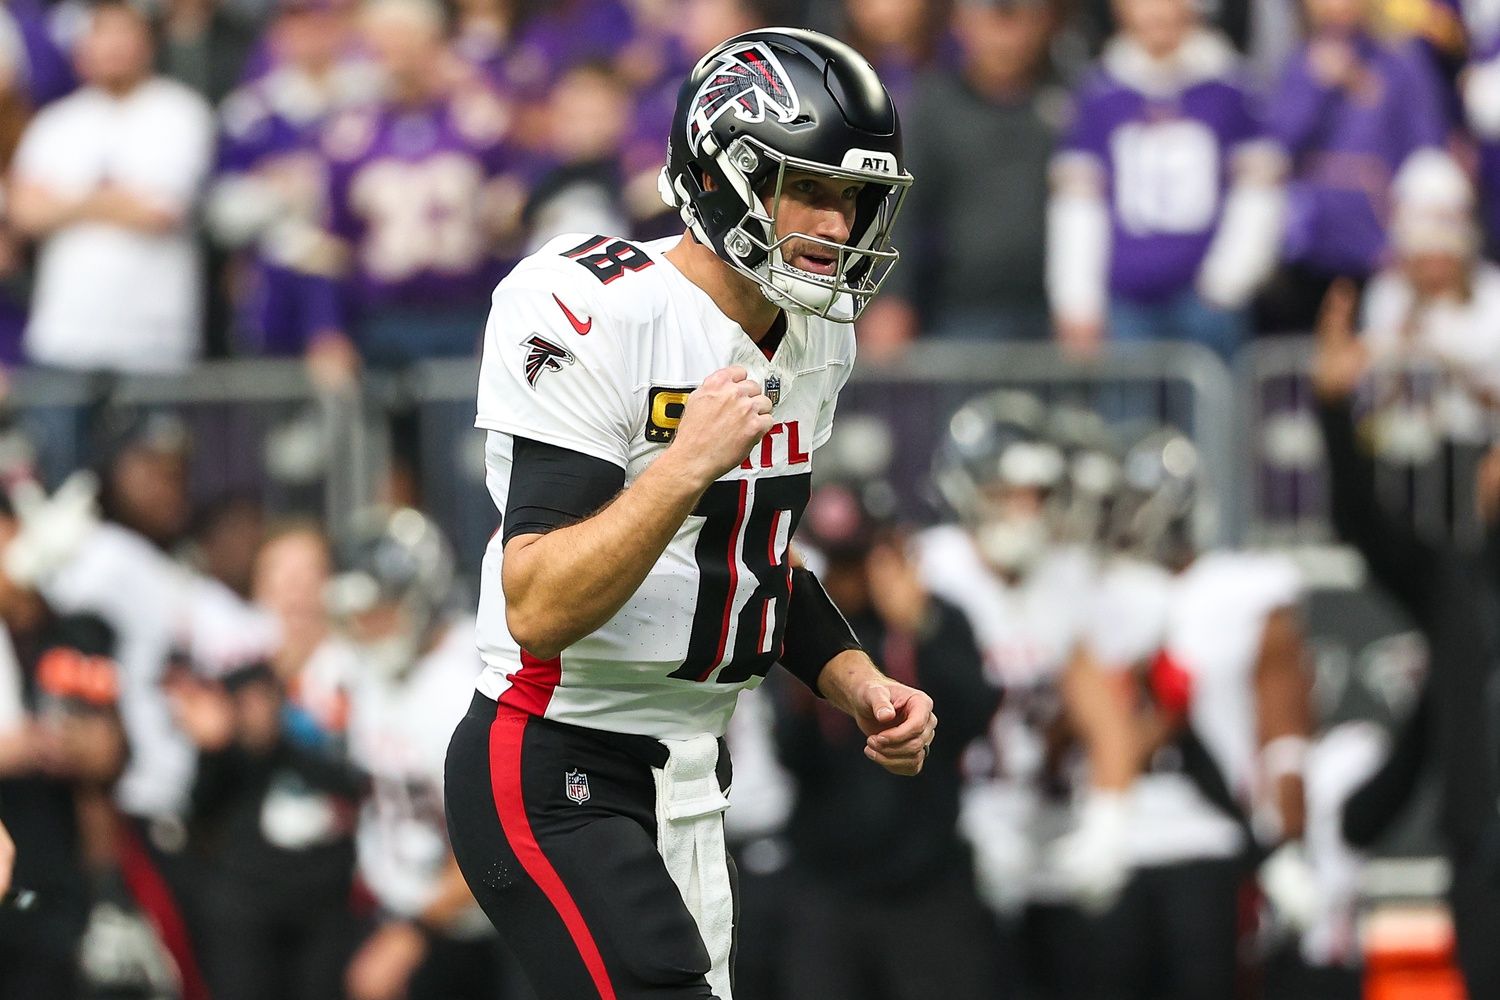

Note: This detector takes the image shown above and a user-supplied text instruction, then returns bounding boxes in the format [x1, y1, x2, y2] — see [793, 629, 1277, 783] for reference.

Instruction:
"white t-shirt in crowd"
[14, 77, 213, 374]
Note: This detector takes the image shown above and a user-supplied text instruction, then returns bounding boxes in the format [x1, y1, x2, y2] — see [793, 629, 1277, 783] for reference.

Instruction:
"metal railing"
[5, 360, 377, 530]
[10, 337, 1488, 574]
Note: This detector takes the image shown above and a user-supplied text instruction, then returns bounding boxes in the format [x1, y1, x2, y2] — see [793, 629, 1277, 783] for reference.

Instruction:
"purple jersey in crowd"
[7, 0, 75, 106]
[1271, 33, 1448, 276]
[500, 0, 636, 100]
[1061, 33, 1264, 303]
[309, 81, 514, 337]
[216, 64, 378, 354]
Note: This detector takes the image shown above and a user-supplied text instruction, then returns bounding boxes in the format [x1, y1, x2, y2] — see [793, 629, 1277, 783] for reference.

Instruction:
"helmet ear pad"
[677, 141, 776, 271]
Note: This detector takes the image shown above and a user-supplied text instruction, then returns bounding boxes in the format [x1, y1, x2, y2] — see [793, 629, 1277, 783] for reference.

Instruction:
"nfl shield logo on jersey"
[564, 769, 591, 804]
[765, 372, 781, 408]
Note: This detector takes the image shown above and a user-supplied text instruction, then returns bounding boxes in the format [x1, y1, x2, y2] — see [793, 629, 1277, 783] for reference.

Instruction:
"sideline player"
[1067, 429, 1315, 1000]
[444, 27, 931, 1000]
[918, 391, 1103, 995]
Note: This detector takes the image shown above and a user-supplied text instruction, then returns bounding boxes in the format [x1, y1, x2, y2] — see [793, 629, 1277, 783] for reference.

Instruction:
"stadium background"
[0, 0, 1495, 998]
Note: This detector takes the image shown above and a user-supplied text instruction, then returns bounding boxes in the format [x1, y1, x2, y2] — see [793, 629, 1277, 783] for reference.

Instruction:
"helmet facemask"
[938, 438, 1066, 577]
[661, 134, 911, 322]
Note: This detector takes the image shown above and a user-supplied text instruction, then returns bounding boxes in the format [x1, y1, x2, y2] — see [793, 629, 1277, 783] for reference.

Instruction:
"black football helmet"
[933, 391, 1066, 574]
[658, 27, 912, 322]
[1107, 428, 1202, 567]
[325, 507, 456, 677]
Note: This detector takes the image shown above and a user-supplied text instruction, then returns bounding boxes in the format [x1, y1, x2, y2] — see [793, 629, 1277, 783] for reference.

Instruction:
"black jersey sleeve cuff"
[502, 436, 627, 545]
[779, 566, 863, 696]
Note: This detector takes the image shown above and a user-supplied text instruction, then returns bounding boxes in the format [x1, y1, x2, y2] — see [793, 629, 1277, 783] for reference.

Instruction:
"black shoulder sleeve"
[502, 436, 627, 545]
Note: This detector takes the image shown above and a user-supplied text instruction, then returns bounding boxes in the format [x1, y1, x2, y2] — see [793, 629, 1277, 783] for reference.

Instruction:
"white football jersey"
[916, 527, 1092, 692]
[916, 528, 1094, 903]
[1085, 551, 1301, 866]
[1169, 552, 1301, 799]
[474, 234, 853, 740]
[916, 528, 1091, 777]
[348, 616, 482, 922]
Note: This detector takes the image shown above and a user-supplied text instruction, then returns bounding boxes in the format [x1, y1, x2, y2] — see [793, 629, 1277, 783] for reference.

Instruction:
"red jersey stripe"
[498, 649, 563, 715]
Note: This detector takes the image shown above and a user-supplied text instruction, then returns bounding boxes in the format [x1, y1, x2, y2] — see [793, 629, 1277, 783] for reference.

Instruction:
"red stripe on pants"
[489, 704, 617, 1000]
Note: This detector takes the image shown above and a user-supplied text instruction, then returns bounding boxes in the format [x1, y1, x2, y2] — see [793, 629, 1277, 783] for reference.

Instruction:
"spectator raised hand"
[1311, 278, 1368, 402]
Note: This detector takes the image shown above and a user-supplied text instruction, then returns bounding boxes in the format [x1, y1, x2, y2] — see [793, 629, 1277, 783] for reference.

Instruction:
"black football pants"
[445, 693, 736, 1000]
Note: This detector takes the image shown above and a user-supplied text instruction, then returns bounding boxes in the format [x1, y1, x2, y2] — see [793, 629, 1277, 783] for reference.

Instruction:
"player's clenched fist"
[670, 366, 774, 484]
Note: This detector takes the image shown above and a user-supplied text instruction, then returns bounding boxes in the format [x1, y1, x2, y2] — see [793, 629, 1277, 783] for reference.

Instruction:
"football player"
[917, 390, 1105, 996]
[1065, 428, 1316, 1000]
[326, 509, 499, 1000]
[443, 27, 931, 1000]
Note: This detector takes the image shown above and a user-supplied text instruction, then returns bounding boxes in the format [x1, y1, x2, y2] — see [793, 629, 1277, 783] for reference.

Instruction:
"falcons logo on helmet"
[687, 42, 800, 153]
[522, 334, 575, 387]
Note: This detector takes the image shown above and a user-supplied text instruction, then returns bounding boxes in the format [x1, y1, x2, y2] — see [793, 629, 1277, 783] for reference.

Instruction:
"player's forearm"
[1255, 608, 1312, 837]
[1062, 651, 1139, 792]
[816, 649, 887, 719]
[503, 452, 708, 658]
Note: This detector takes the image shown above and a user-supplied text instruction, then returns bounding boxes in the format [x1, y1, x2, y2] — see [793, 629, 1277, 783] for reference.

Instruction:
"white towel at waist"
[653, 734, 734, 1000]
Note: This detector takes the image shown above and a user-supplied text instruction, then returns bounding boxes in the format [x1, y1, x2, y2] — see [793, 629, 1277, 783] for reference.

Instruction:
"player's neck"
[664, 234, 784, 342]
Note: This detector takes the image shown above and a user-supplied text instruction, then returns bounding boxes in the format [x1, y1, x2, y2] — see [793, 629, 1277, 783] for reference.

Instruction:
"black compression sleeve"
[502, 437, 627, 544]
[779, 566, 862, 696]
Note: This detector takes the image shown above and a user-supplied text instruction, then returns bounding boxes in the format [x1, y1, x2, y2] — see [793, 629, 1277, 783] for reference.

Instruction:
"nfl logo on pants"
[565, 769, 591, 804]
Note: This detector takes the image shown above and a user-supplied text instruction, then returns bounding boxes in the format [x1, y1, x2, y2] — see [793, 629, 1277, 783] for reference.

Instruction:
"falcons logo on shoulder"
[522, 334, 575, 387]
[687, 42, 800, 153]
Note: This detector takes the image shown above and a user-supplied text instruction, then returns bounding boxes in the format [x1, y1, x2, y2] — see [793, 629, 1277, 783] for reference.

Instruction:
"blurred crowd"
[0, 0, 1491, 379]
[0, 1, 1498, 1000]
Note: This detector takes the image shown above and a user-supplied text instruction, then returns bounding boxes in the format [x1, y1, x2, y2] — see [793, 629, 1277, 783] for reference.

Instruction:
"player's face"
[980, 482, 1046, 523]
[680, 0, 760, 58]
[1113, 0, 1195, 58]
[768, 170, 861, 278]
[974, 483, 1051, 575]
[349, 600, 404, 645]
[955, 2, 1052, 81]
[845, 0, 930, 48]
[548, 69, 629, 162]
[109, 448, 190, 548]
